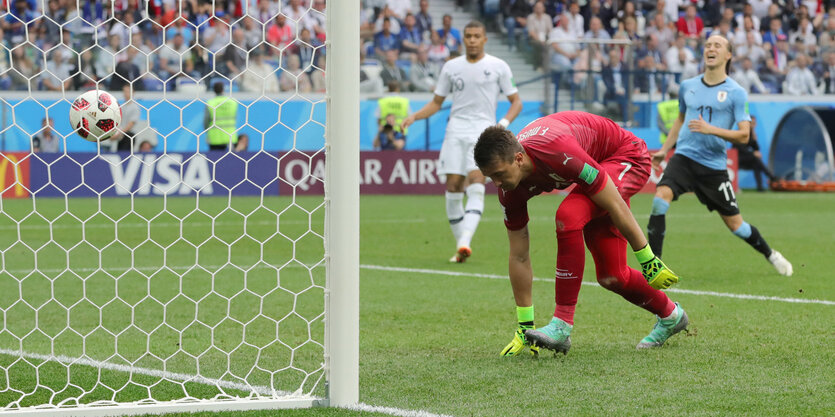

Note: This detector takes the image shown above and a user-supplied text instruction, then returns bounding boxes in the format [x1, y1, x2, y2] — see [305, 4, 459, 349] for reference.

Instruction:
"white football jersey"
[434, 54, 518, 132]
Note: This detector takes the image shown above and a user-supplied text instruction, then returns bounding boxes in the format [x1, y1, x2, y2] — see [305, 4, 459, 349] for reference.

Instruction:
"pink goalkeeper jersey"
[499, 111, 650, 230]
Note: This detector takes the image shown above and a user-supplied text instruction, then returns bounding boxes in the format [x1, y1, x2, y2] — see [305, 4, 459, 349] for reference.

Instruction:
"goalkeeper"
[474, 111, 687, 356]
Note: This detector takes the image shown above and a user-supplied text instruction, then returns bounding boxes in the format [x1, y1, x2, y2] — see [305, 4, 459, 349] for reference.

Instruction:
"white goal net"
[0, 0, 358, 414]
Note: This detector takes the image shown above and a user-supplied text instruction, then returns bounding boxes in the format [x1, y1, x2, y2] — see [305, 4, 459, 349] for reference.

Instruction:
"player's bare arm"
[507, 226, 534, 307]
[401, 94, 445, 131]
[652, 113, 684, 168]
[501, 93, 523, 127]
[688, 116, 750, 145]
[589, 176, 649, 251]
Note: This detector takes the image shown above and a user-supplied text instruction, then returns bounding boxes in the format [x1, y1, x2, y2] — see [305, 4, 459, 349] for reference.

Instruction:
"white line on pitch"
[344, 403, 453, 417]
[360, 264, 835, 306]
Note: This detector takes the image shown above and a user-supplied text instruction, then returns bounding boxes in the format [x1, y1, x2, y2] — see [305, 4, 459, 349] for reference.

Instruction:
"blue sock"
[733, 222, 752, 239]
[651, 197, 670, 215]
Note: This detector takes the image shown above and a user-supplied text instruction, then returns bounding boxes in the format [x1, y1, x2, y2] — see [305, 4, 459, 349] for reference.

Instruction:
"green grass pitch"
[1, 191, 833, 416]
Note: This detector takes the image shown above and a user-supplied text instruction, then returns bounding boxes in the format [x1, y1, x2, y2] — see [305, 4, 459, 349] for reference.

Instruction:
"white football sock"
[458, 183, 485, 249]
[445, 191, 465, 245]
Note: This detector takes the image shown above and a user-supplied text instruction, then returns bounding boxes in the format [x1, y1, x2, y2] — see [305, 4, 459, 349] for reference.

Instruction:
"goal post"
[0, 0, 359, 414]
[325, 0, 360, 408]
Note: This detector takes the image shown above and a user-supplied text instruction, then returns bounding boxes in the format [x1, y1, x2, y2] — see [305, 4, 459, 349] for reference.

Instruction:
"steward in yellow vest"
[377, 81, 410, 134]
[205, 82, 238, 151]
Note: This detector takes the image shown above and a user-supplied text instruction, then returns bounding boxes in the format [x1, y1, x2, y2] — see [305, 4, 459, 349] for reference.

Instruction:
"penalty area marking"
[361, 264, 835, 306]
[0, 348, 451, 417]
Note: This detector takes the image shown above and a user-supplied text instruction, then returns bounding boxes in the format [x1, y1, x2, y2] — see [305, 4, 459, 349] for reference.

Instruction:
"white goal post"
[0, 0, 359, 414]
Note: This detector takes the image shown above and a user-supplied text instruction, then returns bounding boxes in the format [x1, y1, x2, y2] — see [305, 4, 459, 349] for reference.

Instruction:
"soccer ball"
[69, 90, 122, 141]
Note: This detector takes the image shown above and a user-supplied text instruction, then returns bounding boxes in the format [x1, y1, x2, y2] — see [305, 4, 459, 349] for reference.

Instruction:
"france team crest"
[717, 91, 728, 102]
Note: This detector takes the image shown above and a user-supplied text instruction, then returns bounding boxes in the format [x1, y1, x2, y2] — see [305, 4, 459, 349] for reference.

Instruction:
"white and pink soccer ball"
[69, 90, 122, 141]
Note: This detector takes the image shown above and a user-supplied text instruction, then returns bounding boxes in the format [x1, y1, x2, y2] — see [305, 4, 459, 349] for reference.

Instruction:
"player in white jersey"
[402, 20, 522, 263]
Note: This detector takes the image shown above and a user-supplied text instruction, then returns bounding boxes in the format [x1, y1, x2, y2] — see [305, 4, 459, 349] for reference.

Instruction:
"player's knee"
[654, 186, 674, 202]
[555, 202, 591, 233]
[596, 274, 625, 291]
[555, 212, 586, 233]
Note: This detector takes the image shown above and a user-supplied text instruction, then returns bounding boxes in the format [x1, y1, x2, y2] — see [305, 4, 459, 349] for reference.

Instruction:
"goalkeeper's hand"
[634, 245, 680, 290]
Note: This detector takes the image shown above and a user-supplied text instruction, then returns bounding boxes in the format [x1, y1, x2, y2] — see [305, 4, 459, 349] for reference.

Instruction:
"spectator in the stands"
[427, 29, 450, 64]
[660, 0, 682, 28]
[761, 4, 787, 37]
[735, 3, 760, 32]
[645, 13, 674, 52]
[737, 31, 768, 69]
[790, 15, 817, 57]
[222, 28, 248, 79]
[549, 13, 579, 72]
[9, 46, 36, 90]
[73, 49, 99, 90]
[241, 16, 263, 50]
[584, 16, 611, 52]
[157, 32, 188, 81]
[311, 56, 326, 92]
[95, 33, 123, 80]
[410, 47, 438, 92]
[749, 0, 772, 20]
[165, 18, 195, 47]
[676, 4, 704, 39]
[734, 15, 762, 48]
[2, 0, 37, 44]
[375, 17, 401, 58]
[297, 27, 321, 71]
[41, 48, 73, 91]
[732, 56, 768, 94]
[617, 1, 645, 37]
[762, 16, 786, 47]
[602, 47, 628, 121]
[703, 0, 730, 29]
[614, 15, 641, 44]
[387, 0, 413, 22]
[241, 47, 279, 93]
[582, 0, 615, 34]
[635, 33, 667, 93]
[823, 51, 835, 94]
[267, 14, 294, 50]
[437, 14, 461, 53]
[784, 53, 817, 95]
[665, 33, 697, 88]
[399, 13, 423, 58]
[284, 0, 312, 32]
[111, 46, 143, 92]
[821, 16, 835, 56]
[375, 6, 402, 34]
[279, 54, 312, 93]
[42, 0, 66, 42]
[527, 1, 552, 70]
[501, 0, 532, 52]
[563, 1, 583, 38]
[762, 34, 791, 91]
[380, 49, 411, 91]
[32, 117, 60, 153]
[710, 18, 734, 41]
[309, 0, 327, 42]
[416, 0, 432, 36]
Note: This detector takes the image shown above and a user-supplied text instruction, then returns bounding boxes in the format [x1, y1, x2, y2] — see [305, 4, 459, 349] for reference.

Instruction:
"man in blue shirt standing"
[647, 34, 793, 276]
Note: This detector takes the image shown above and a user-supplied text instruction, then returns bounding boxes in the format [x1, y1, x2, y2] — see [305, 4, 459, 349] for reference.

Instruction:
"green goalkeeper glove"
[634, 245, 680, 290]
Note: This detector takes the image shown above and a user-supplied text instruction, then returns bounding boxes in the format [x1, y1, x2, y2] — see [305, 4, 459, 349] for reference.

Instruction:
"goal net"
[0, 0, 358, 414]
